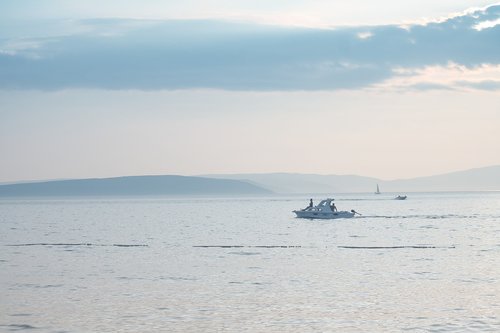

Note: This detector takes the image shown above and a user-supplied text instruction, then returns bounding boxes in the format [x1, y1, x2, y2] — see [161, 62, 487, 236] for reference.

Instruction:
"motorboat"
[293, 198, 358, 219]
[395, 195, 407, 200]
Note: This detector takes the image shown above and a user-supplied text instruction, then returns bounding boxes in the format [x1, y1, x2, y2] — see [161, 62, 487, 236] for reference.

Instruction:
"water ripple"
[0, 324, 39, 331]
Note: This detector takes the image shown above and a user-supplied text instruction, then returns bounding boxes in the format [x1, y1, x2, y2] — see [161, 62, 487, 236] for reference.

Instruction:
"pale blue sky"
[0, 1, 499, 182]
[0, 1, 495, 26]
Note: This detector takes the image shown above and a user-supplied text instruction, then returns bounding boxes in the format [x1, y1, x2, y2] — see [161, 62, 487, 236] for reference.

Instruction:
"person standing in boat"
[304, 198, 313, 211]
[330, 201, 337, 212]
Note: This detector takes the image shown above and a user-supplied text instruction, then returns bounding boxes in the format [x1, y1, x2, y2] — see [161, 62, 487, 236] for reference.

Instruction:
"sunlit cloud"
[357, 31, 373, 39]
[374, 63, 500, 91]
[474, 17, 500, 30]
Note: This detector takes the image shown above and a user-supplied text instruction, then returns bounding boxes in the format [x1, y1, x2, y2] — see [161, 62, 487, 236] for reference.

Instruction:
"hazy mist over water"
[1, 192, 499, 332]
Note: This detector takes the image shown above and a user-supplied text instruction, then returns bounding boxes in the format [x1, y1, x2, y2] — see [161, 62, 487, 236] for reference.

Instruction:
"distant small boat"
[395, 195, 407, 200]
[293, 198, 360, 219]
[375, 184, 381, 194]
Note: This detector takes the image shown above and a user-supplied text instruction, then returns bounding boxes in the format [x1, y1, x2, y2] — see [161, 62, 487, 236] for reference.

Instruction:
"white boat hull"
[293, 210, 355, 219]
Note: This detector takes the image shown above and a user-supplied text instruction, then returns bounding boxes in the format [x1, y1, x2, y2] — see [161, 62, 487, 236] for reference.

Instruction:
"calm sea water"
[1, 192, 500, 332]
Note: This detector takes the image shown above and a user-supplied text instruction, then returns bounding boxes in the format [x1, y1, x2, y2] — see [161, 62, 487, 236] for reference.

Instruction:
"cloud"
[0, 4, 499, 91]
[373, 63, 500, 91]
[406, 82, 456, 91]
[456, 79, 500, 90]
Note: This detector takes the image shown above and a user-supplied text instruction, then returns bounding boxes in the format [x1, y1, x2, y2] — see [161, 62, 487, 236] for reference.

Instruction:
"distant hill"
[205, 173, 379, 193]
[0, 175, 272, 197]
[382, 165, 500, 192]
[206, 165, 500, 193]
[2, 165, 498, 197]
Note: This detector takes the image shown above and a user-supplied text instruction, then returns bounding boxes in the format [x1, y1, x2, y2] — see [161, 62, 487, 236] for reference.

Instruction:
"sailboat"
[375, 184, 381, 194]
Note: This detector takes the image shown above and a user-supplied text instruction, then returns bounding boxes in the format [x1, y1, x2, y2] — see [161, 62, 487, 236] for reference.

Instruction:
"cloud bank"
[0, 4, 499, 91]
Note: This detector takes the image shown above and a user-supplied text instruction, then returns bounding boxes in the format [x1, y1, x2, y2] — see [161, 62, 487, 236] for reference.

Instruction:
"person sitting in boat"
[330, 202, 337, 212]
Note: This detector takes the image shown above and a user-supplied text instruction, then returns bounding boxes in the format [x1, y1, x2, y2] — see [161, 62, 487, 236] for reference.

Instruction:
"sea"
[1, 192, 499, 332]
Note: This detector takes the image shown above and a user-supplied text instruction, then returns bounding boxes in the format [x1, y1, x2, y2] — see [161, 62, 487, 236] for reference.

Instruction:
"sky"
[0, 1, 499, 182]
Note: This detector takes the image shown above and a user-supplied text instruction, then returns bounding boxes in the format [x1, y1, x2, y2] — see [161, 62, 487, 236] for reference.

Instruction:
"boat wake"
[357, 214, 481, 219]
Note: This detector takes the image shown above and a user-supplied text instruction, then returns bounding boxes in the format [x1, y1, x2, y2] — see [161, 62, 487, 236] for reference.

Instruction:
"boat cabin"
[306, 198, 336, 212]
